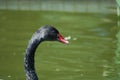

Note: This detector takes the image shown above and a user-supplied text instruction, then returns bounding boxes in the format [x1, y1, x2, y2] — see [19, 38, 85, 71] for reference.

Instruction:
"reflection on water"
[115, 18, 120, 80]
[0, 10, 118, 80]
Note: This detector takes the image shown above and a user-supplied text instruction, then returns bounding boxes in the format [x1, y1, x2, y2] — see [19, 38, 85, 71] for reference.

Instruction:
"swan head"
[37, 25, 69, 44]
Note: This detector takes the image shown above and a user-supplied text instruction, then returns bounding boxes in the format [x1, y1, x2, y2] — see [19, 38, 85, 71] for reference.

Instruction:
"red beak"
[57, 34, 69, 44]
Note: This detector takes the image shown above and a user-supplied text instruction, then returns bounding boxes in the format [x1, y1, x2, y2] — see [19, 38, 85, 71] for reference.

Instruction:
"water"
[0, 10, 118, 80]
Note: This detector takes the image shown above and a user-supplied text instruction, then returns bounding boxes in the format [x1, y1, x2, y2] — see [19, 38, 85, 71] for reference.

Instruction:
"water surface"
[0, 10, 117, 80]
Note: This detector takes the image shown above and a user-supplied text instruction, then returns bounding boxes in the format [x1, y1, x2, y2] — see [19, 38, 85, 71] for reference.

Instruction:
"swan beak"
[57, 34, 69, 44]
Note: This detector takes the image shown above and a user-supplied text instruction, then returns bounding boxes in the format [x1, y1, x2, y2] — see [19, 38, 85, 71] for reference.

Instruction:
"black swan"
[24, 25, 69, 80]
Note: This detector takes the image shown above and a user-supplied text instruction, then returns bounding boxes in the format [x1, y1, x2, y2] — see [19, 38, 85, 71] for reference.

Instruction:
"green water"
[0, 10, 118, 80]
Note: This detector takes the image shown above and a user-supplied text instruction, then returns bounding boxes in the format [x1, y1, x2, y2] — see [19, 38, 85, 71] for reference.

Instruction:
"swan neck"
[24, 37, 42, 80]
